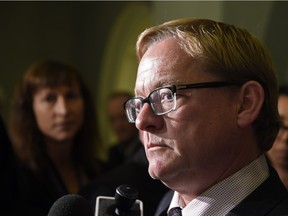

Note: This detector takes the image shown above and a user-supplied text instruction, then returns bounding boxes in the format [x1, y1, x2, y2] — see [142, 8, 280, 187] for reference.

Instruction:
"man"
[267, 85, 288, 189]
[124, 18, 288, 215]
[106, 91, 146, 170]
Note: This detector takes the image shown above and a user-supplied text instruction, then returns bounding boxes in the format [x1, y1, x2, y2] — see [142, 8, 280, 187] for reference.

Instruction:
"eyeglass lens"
[125, 87, 175, 123]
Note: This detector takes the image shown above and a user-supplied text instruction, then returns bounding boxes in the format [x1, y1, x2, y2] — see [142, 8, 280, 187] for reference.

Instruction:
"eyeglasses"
[124, 81, 238, 123]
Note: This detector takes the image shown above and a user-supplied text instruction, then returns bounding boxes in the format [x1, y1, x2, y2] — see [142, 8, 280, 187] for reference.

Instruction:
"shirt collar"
[168, 154, 269, 216]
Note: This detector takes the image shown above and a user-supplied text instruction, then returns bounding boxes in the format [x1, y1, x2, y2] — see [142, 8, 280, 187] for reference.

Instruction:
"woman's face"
[32, 83, 84, 143]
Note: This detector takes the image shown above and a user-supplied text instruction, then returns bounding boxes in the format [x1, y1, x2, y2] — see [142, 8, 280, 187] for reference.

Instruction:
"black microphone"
[95, 184, 143, 216]
[48, 194, 94, 216]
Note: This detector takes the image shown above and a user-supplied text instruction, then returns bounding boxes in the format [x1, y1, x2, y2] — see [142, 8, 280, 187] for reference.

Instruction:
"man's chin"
[148, 162, 168, 181]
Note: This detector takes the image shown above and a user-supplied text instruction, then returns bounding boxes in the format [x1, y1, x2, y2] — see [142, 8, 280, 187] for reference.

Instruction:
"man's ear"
[237, 81, 264, 128]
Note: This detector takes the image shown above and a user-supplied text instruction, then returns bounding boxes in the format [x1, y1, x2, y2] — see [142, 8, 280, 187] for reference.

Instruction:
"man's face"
[134, 38, 243, 191]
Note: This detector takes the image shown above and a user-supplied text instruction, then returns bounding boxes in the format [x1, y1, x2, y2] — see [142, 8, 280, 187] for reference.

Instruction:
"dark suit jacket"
[155, 168, 288, 216]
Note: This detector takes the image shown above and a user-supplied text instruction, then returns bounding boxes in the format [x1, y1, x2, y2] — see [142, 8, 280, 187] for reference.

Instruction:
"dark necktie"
[168, 207, 182, 216]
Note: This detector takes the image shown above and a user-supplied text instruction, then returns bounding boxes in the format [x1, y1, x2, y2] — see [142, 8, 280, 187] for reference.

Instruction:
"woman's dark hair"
[9, 60, 101, 177]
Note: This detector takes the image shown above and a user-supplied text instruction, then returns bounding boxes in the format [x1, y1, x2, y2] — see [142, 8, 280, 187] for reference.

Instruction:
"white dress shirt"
[168, 154, 269, 216]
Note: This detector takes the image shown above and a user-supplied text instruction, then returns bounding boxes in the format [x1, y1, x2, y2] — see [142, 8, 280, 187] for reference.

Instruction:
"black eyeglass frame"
[124, 81, 239, 123]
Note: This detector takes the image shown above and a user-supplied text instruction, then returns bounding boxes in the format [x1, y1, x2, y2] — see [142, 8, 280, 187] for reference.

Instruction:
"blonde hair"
[136, 18, 279, 151]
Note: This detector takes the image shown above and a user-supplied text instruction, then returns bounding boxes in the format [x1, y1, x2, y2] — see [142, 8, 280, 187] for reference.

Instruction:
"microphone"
[95, 184, 143, 216]
[48, 194, 94, 216]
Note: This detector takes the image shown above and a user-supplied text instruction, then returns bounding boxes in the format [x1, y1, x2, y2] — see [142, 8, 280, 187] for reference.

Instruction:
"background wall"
[0, 1, 287, 159]
[153, 1, 288, 83]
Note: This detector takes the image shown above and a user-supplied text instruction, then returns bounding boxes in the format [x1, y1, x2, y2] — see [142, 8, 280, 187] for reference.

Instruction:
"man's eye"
[161, 92, 173, 101]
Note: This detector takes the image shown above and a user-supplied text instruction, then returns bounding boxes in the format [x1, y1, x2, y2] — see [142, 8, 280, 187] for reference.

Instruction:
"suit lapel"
[154, 168, 288, 216]
[227, 167, 288, 216]
[154, 190, 174, 216]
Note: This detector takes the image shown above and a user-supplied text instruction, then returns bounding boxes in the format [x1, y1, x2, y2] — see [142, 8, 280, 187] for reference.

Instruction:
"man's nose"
[135, 103, 163, 132]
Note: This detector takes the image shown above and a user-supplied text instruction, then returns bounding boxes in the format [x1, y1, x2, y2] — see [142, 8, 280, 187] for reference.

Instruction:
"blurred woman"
[9, 60, 103, 215]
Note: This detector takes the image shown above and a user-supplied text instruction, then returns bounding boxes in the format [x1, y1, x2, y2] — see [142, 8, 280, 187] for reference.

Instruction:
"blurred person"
[124, 18, 288, 215]
[106, 91, 145, 170]
[0, 111, 19, 215]
[1, 89, 22, 215]
[9, 60, 103, 215]
[80, 91, 169, 215]
[267, 84, 288, 189]
[0, 107, 13, 174]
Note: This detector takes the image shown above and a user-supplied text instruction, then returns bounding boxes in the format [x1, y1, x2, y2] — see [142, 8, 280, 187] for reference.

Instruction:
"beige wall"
[152, 1, 288, 83]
